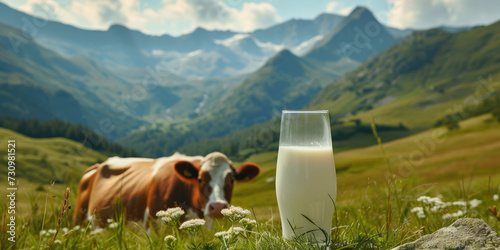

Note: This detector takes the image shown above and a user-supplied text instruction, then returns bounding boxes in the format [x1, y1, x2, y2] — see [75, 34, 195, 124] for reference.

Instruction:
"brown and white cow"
[72, 152, 260, 227]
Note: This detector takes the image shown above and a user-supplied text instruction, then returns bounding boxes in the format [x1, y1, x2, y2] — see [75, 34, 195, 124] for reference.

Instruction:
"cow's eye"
[198, 179, 202, 184]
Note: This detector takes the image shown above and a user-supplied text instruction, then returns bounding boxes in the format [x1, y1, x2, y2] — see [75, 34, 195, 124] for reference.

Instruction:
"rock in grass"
[392, 218, 500, 250]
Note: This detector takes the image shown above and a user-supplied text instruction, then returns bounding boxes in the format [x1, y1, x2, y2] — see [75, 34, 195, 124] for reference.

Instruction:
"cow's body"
[73, 152, 259, 226]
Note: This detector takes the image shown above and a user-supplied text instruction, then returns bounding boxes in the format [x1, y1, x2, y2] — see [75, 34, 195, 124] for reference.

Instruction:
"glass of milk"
[276, 110, 337, 242]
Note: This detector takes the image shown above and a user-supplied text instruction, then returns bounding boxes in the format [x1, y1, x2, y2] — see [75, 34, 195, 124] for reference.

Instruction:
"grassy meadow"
[1, 113, 500, 249]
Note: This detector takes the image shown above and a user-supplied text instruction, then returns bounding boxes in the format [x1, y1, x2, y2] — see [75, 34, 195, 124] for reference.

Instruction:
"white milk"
[276, 146, 337, 241]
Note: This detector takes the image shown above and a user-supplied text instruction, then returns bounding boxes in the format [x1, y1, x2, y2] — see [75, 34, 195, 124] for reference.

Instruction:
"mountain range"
[1, 1, 495, 158]
[119, 7, 403, 142]
[0, 4, 402, 136]
[0, 2, 411, 79]
[130, 18, 500, 158]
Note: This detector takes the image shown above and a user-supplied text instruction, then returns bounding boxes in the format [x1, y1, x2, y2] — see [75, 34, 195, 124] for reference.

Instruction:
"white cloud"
[338, 6, 355, 16]
[15, 0, 281, 35]
[325, 1, 354, 16]
[326, 1, 340, 13]
[387, 0, 500, 29]
[19, 0, 148, 31]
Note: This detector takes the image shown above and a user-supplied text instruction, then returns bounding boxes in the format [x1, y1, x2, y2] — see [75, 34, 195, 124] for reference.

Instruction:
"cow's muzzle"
[208, 202, 227, 218]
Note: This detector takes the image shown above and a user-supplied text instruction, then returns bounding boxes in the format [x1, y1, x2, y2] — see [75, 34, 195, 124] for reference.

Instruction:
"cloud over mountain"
[387, 0, 500, 29]
[16, 0, 282, 35]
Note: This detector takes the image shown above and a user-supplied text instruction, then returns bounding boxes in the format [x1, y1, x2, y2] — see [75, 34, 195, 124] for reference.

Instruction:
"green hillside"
[307, 21, 500, 129]
[0, 117, 139, 156]
[0, 127, 106, 185]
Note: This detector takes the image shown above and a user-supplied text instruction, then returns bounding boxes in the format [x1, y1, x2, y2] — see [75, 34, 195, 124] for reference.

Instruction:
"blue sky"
[2, 0, 500, 36]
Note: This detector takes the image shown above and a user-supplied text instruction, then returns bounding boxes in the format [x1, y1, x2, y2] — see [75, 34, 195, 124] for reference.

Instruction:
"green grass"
[1, 114, 500, 249]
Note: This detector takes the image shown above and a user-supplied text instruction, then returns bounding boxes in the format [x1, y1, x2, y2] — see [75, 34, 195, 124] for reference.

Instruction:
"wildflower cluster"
[39, 229, 57, 237]
[221, 205, 251, 224]
[215, 226, 245, 244]
[40, 225, 82, 238]
[156, 207, 207, 247]
[156, 207, 185, 226]
[179, 218, 205, 235]
[411, 196, 482, 220]
[107, 218, 119, 229]
[153, 206, 257, 248]
[240, 218, 257, 231]
[164, 235, 177, 249]
[215, 205, 257, 246]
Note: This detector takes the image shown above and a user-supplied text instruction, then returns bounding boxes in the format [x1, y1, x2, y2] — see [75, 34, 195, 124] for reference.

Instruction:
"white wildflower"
[73, 225, 81, 231]
[215, 227, 245, 243]
[108, 222, 119, 228]
[156, 207, 184, 218]
[157, 207, 185, 226]
[228, 226, 245, 235]
[54, 240, 62, 244]
[179, 219, 205, 235]
[417, 196, 444, 206]
[179, 219, 205, 229]
[91, 228, 104, 235]
[442, 210, 465, 220]
[417, 196, 431, 203]
[215, 231, 227, 237]
[62, 227, 68, 234]
[430, 206, 441, 213]
[40, 230, 47, 236]
[162, 217, 172, 223]
[411, 207, 423, 213]
[411, 207, 426, 219]
[164, 235, 176, 249]
[164, 235, 176, 242]
[48, 229, 57, 234]
[221, 205, 251, 217]
[493, 194, 499, 201]
[430, 197, 444, 206]
[469, 199, 482, 208]
[221, 205, 251, 223]
[452, 201, 467, 206]
[240, 218, 257, 230]
[107, 218, 114, 224]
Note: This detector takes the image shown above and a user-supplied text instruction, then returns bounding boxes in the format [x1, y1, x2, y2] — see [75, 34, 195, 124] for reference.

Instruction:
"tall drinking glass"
[276, 110, 337, 242]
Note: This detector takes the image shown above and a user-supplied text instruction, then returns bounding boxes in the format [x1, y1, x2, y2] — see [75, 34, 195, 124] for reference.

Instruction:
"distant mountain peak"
[350, 6, 370, 15]
[265, 49, 305, 77]
[192, 27, 209, 34]
[314, 13, 342, 20]
[304, 5, 396, 63]
[270, 49, 298, 63]
[108, 24, 130, 31]
[348, 6, 377, 21]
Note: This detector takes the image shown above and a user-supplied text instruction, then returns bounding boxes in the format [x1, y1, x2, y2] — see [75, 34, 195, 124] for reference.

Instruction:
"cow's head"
[174, 152, 260, 219]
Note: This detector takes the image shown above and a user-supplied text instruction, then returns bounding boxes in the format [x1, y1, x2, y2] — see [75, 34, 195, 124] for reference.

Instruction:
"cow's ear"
[174, 161, 199, 181]
[234, 163, 260, 182]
